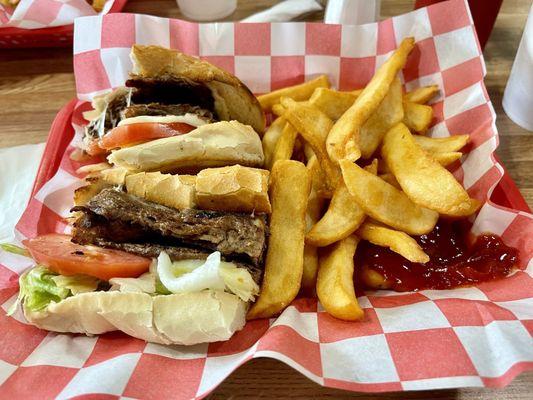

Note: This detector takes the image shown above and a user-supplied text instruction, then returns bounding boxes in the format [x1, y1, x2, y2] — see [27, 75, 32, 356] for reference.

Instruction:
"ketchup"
[358, 220, 519, 292]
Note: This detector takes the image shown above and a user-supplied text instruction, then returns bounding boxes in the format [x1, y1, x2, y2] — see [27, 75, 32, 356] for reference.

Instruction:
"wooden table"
[0, 0, 531, 398]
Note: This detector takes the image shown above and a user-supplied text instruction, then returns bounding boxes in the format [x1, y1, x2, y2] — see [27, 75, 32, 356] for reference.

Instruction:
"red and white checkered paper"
[1, 0, 532, 398]
[0, 0, 117, 28]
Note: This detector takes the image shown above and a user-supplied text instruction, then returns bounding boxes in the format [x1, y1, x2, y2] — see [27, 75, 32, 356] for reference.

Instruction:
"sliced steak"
[85, 90, 129, 140]
[72, 210, 263, 283]
[121, 103, 216, 122]
[74, 188, 267, 265]
[126, 77, 215, 113]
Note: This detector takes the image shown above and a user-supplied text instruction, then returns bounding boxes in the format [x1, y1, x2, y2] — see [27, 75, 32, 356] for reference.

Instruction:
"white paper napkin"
[0, 143, 45, 243]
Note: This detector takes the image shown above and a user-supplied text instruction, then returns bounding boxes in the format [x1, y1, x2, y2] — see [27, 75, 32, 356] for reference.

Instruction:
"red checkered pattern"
[0, 0, 118, 29]
[1, 0, 532, 398]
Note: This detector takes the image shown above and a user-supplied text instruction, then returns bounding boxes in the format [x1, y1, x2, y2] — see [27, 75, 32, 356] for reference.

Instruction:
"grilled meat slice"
[126, 77, 215, 113]
[71, 210, 263, 283]
[73, 188, 268, 266]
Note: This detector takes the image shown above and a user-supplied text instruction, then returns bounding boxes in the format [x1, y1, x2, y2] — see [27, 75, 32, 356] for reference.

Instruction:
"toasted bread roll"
[108, 121, 264, 172]
[195, 165, 271, 213]
[131, 45, 265, 134]
[23, 290, 246, 346]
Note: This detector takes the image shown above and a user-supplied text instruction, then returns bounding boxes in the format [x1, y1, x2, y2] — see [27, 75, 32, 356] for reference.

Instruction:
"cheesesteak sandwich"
[82, 44, 265, 172]
[14, 47, 272, 345]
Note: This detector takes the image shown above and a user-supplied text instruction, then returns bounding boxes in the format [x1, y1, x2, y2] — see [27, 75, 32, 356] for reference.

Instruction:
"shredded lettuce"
[0, 243, 30, 257]
[8, 267, 99, 315]
[156, 251, 259, 301]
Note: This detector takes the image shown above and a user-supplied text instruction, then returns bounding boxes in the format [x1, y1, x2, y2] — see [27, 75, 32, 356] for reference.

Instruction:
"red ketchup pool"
[358, 220, 519, 292]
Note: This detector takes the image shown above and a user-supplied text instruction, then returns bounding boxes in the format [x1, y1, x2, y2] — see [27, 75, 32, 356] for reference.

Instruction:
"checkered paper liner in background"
[0, 0, 117, 28]
[1, 0, 532, 397]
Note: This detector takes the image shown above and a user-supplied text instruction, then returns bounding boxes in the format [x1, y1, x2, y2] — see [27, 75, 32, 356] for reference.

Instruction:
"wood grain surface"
[0, 0, 531, 398]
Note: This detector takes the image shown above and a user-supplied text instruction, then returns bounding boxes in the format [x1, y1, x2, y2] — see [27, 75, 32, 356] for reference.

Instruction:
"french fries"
[270, 123, 298, 169]
[357, 221, 429, 263]
[361, 265, 391, 290]
[431, 152, 463, 167]
[340, 160, 438, 235]
[326, 37, 415, 163]
[253, 35, 484, 323]
[262, 117, 286, 169]
[317, 235, 364, 321]
[359, 77, 404, 159]
[306, 181, 365, 247]
[414, 135, 469, 153]
[248, 160, 311, 320]
[308, 88, 361, 120]
[258, 75, 330, 112]
[281, 98, 340, 192]
[403, 101, 433, 133]
[405, 85, 439, 104]
[382, 123, 480, 216]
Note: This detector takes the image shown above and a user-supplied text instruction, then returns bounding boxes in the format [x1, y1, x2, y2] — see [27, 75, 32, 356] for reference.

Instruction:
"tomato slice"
[100, 122, 196, 150]
[86, 139, 108, 156]
[23, 234, 151, 281]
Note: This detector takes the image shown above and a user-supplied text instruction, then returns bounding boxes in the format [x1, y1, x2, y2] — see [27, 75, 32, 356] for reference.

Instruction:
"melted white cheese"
[118, 114, 208, 127]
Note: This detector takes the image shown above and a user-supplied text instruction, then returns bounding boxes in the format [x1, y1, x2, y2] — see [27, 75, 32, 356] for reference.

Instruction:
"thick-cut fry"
[340, 159, 438, 235]
[326, 37, 415, 163]
[262, 117, 286, 170]
[361, 265, 391, 289]
[257, 75, 330, 112]
[431, 152, 463, 167]
[403, 101, 433, 133]
[248, 160, 311, 320]
[269, 123, 298, 169]
[382, 123, 481, 216]
[414, 135, 469, 153]
[358, 221, 429, 263]
[306, 182, 365, 247]
[360, 77, 404, 159]
[317, 235, 364, 321]
[302, 167, 324, 294]
[281, 98, 340, 192]
[379, 173, 401, 189]
[271, 103, 286, 117]
[309, 88, 361, 120]
[405, 85, 439, 104]
[306, 161, 377, 247]
[306, 155, 328, 196]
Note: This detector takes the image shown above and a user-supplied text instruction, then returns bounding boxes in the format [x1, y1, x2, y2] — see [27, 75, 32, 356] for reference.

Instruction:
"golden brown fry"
[413, 135, 469, 153]
[405, 85, 439, 104]
[364, 159, 379, 175]
[308, 88, 361, 120]
[270, 123, 298, 169]
[262, 117, 286, 170]
[306, 181, 365, 247]
[317, 235, 364, 321]
[403, 101, 433, 133]
[358, 221, 429, 263]
[302, 165, 325, 295]
[306, 155, 328, 196]
[281, 98, 340, 192]
[326, 37, 415, 163]
[361, 265, 392, 290]
[431, 152, 463, 167]
[258, 75, 330, 112]
[248, 160, 311, 320]
[91, 0, 107, 12]
[382, 123, 480, 217]
[303, 143, 316, 162]
[306, 161, 377, 247]
[379, 173, 401, 189]
[340, 159, 438, 235]
[271, 103, 286, 117]
[360, 77, 404, 159]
